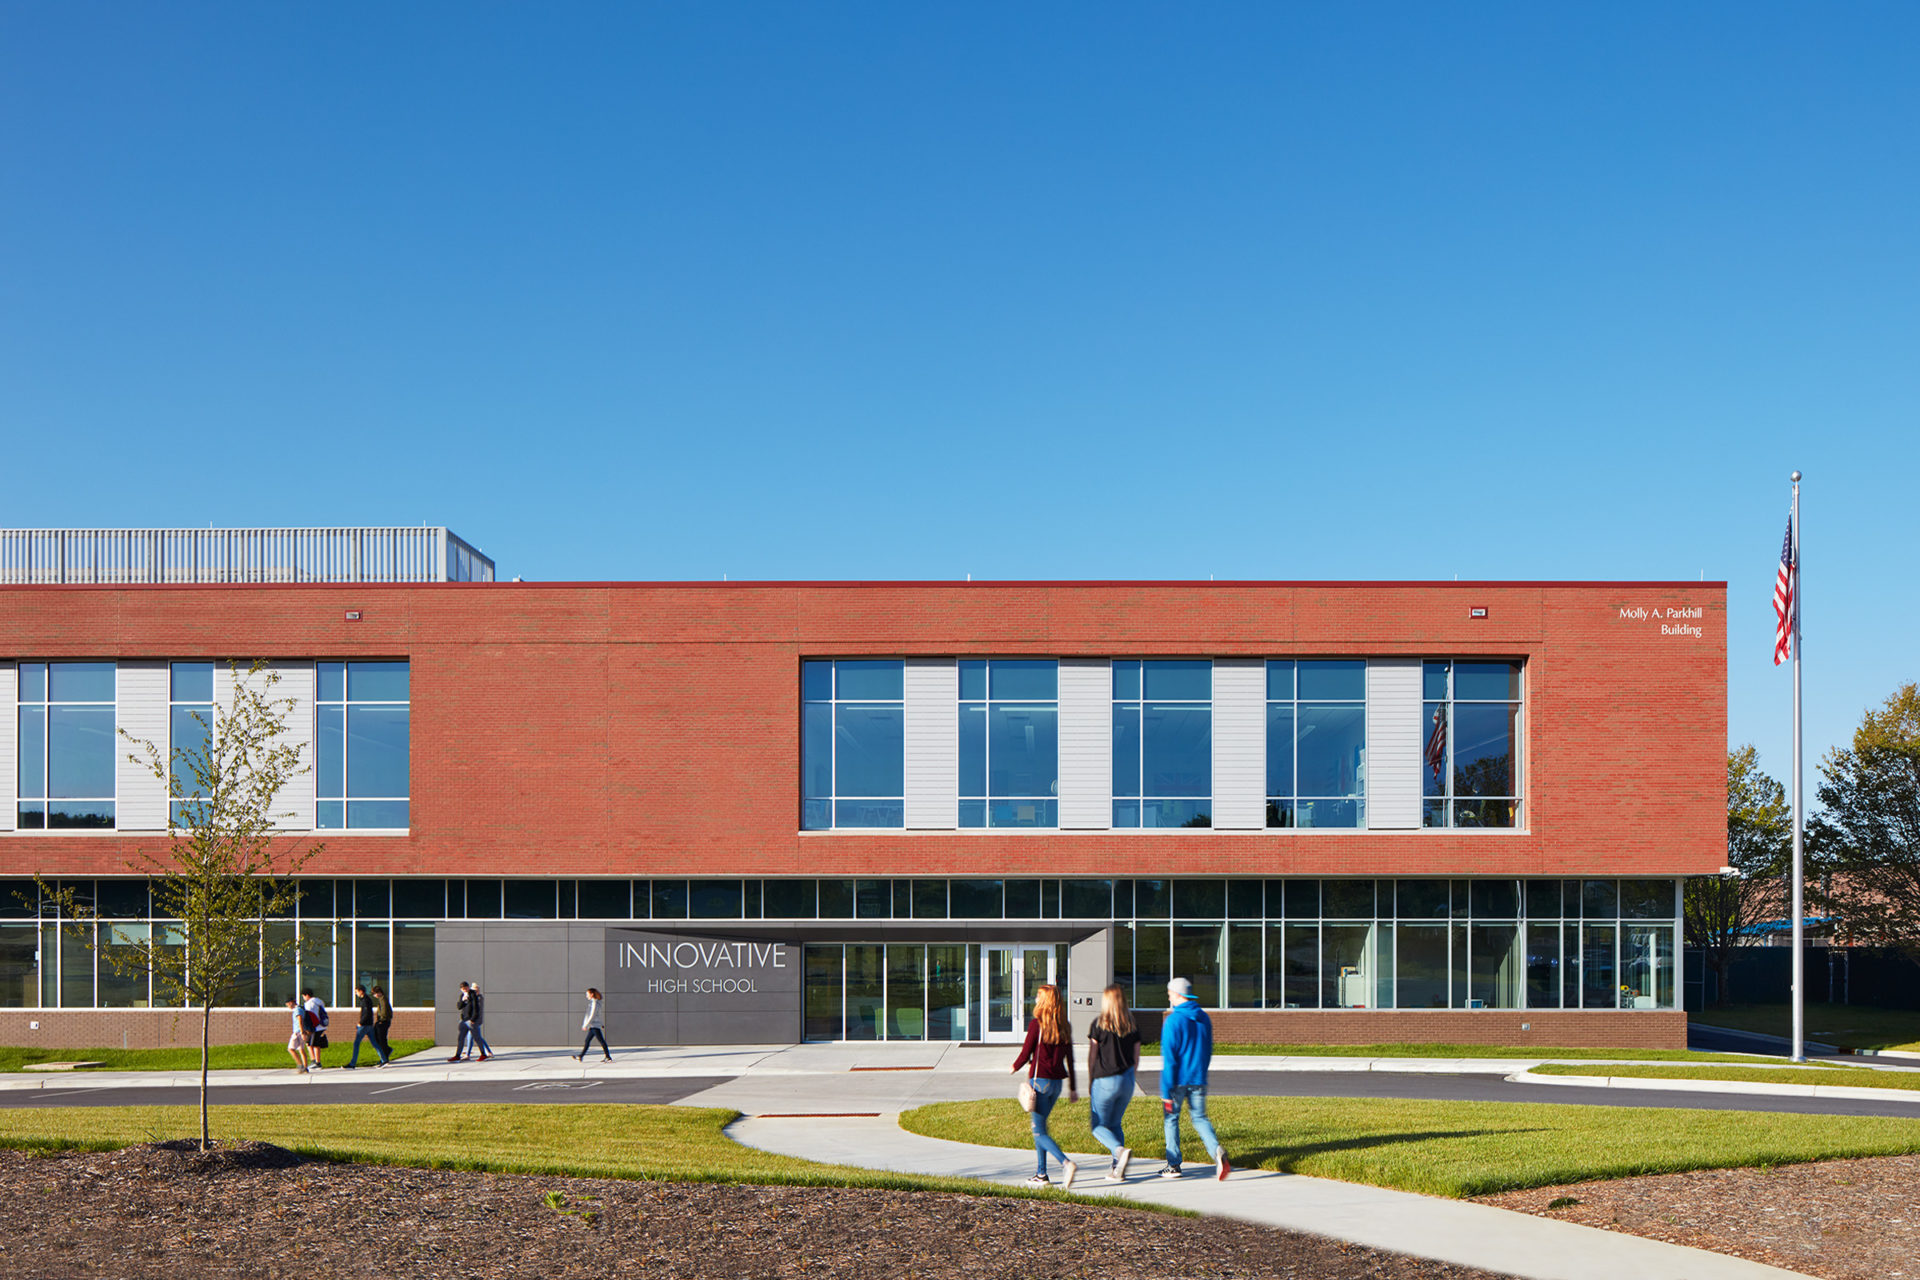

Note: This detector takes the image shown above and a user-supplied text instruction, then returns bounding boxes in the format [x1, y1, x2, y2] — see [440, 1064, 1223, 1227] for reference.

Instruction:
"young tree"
[1810, 682, 1920, 958]
[39, 661, 319, 1150]
[1684, 745, 1790, 1005]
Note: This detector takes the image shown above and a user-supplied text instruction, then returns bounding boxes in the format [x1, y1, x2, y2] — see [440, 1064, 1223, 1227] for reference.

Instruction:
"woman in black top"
[1086, 984, 1141, 1180]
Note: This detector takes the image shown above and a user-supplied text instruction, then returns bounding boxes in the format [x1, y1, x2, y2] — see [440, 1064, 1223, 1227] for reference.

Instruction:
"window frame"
[16, 661, 118, 831]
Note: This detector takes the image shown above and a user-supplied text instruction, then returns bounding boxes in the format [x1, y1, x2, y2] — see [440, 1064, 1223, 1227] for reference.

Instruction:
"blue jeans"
[581, 1026, 609, 1058]
[346, 1024, 388, 1066]
[458, 1021, 493, 1058]
[1089, 1068, 1135, 1155]
[1163, 1084, 1222, 1170]
[1028, 1077, 1069, 1175]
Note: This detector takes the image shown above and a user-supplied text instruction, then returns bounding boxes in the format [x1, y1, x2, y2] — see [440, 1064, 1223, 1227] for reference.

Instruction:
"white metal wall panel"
[116, 661, 170, 831]
[1211, 659, 1266, 830]
[1366, 658, 1423, 830]
[0, 662, 14, 831]
[271, 660, 317, 831]
[1057, 658, 1111, 829]
[903, 658, 958, 830]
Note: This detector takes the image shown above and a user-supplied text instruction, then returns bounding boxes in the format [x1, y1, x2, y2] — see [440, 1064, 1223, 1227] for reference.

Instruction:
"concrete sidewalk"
[5, 1040, 1920, 1105]
[730, 1112, 1815, 1280]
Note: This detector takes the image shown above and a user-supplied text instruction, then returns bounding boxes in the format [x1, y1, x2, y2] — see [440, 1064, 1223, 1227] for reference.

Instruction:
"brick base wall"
[0, 1010, 437, 1051]
[1204, 1010, 1688, 1050]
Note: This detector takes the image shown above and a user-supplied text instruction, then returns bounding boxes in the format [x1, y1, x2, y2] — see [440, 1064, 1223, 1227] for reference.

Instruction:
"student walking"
[344, 983, 389, 1068]
[370, 984, 394, 1064]
[1158, 976, 1229, 1180]
[301, 987, 330, 1070]
[573, 987, 612, 1061]
[285, 997, 312, 1073]
[449, 980, 489, 1062]
[1087, 984, 1142, 1180]
[1010, 983, 1079, 1188]
[468, 982, 493, 1060]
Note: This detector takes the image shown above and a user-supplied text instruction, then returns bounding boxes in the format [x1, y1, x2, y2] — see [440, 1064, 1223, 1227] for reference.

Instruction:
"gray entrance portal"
[434, 921, 1110, 1047]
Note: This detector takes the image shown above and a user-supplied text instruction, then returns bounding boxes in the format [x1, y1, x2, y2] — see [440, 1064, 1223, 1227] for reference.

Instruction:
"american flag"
[1773, 514, 1796, 666]
[1424, 705, 1446, 786]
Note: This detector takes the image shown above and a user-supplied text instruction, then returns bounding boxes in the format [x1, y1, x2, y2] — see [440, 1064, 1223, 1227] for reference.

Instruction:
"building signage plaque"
[603, 929, 802, 1045]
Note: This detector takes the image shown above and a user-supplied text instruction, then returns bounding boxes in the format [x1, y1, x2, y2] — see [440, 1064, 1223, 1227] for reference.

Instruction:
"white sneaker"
[1024, 1173, 1050, 1186]
[1061, 1160, 1078, 1190]
[1115, 1147, 1132, 1179]
[1158, 1165, 1183, 1180]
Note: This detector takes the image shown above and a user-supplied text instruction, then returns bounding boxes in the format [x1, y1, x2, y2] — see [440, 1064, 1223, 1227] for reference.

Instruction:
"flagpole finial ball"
[1791, 470, 1802, 482]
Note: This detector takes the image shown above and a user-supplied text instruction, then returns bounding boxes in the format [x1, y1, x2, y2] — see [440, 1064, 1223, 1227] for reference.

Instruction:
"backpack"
[312, 1000, 330, 1030]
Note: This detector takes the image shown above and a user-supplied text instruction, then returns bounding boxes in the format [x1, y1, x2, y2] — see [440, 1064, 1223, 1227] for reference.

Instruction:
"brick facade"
[0, 579, 1726, 879]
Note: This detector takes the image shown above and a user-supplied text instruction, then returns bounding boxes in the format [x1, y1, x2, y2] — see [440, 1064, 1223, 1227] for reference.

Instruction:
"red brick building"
[0, 529, 1725, 1049]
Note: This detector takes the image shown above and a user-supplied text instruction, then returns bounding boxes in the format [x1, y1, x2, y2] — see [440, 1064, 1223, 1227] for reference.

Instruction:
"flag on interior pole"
[1424, 705, 1446, 786]
[1773, 515, 1796, 665]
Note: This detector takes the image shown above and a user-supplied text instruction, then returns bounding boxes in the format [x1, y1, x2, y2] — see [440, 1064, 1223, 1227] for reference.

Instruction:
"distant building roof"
[0, 526, 493, 585]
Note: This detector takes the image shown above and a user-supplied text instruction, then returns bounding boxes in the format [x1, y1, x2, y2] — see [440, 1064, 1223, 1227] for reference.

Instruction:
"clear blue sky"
[3, 4, 1915, 788]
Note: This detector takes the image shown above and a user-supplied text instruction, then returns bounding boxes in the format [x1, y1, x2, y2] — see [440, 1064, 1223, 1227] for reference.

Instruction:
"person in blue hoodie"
[1158, 976, 1230, 1180]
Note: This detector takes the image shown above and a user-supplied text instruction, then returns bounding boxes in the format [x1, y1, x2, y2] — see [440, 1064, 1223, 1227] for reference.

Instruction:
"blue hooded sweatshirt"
[1159, 997, 1213, 1096]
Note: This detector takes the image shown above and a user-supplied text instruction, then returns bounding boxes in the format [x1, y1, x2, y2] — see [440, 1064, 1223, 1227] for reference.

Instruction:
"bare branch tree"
[38, 660, 320, 1150]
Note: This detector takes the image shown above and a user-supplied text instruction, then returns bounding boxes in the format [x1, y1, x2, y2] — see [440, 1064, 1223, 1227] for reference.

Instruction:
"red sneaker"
[1216, 1153, 1232, 1181]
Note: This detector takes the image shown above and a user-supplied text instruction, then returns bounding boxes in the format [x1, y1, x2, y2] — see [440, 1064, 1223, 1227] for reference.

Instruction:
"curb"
[1510, 1069, 1920, 1104]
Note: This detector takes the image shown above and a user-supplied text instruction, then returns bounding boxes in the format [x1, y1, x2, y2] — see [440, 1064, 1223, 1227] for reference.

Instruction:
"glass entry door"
[981, 944, 1055, 1042]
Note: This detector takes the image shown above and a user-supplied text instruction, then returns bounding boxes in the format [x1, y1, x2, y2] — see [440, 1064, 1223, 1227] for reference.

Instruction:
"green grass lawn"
[899, 1095, 1920, 1197]
[0, 1039, 434, 1073]
[0, 1103, 1135, 1205]
[1528, 1062, 1920, 1091]
[1691, 1003, 1920, 1051]
[1170, 1042, 1763, 1063]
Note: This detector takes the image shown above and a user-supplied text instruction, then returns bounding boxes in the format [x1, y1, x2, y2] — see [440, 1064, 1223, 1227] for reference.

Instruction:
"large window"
[1112, 660, 1211, 828]
[801, 660, 904, 829]
[1266, 660, 1366, 829]
[169, 662, 214, 827]
[317, 661, 410, 830]
[1423, 661, 1522, 828]
[16, 662, 116, 829]
[959, 659, 1058, 828]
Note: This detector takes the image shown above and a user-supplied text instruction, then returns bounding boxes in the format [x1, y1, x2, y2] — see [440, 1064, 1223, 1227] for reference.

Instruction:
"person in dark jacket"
[449, 981, 476, 1061]
[370, 984, 394, 1063]
[1158, 976, 1229, 1180]
[344, 982, 388, 1068]
[1010, 983, 1079, 1188]
[1087, 984, 1141, 1180]
[467, 983, 493, 1060]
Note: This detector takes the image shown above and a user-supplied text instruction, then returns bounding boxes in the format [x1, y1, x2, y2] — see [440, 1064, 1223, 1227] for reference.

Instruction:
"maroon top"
[1012, 1018, 1077, 1090]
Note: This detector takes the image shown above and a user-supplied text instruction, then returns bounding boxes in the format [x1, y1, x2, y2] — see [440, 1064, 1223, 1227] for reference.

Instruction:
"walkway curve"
[729, 1112, 1816, 1280]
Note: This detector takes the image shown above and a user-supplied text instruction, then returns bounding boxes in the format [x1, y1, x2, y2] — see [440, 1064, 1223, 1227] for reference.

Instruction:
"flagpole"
[1790, 470, 1805, 1063]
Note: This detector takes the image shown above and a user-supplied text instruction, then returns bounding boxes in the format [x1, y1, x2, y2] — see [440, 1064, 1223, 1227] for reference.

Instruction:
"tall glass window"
[1111, 660, 1212, 828]
[169, 662, 214, 827]
[1266, 660, 1365, 828]
[1423, 660, 1522, 828]
[17, 662, 116, 829]
[959, 660, 1058, 828]
[801, 660, 905, 829]
[317, 661, 410, 829]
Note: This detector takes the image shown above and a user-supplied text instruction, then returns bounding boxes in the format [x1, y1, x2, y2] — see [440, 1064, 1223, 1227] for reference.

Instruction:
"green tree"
[38, 661, 319, 1150]
[1810, 682, 1920, 958]
[1684, 745, 1790, 1005]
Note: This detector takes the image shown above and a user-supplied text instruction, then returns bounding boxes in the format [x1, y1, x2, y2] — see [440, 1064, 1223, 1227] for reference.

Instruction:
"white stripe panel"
[1057, 658, 1111, 829]
[0, 662, 14, 831]
[272, 660, 317, 831]
[1211, 659, 1265, 830]
[904, 658, 958, 830]
[1366, 658, 1423, 830]
[234, 660, 317, 831]
[116, 661, 170, 831]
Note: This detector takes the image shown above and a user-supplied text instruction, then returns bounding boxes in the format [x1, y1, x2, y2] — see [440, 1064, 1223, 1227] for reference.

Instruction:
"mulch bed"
[1477, 1152, 1920, 1280]
[0, 1142, 1512, 1280]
